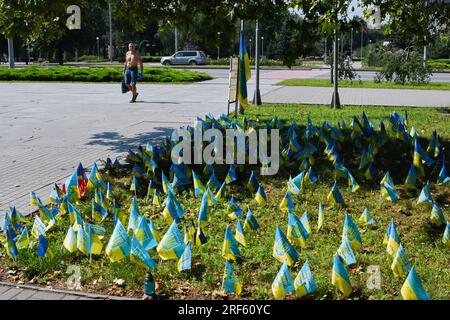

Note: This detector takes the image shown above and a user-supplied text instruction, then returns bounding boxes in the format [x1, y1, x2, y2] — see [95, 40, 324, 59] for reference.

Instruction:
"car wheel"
[162, 61, 171, 66]
[189, 60, 197, 65]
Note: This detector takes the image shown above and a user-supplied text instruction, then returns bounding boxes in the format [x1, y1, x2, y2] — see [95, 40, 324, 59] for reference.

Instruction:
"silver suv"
[160, 51, 207, 66]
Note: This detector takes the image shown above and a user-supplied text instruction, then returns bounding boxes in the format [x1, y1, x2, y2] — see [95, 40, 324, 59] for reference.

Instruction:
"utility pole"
[332, 28, 340, 109]
[108, 0, 113, 62]
[237, 19, 244, 115]
[253, 19, 261, 105]
[8, 38, 15, 68]
[350, 28, 353, 59]
[174, 27, 179, 52]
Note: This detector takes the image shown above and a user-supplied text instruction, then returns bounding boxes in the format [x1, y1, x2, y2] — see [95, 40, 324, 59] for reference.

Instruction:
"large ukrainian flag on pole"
[238, 25, 251, 109]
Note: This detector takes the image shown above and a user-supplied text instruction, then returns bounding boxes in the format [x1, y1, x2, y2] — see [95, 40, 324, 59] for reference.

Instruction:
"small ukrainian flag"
[331, 255, 352, 298]
[272, 262, 295, 299]
[401, 266, 430, 300]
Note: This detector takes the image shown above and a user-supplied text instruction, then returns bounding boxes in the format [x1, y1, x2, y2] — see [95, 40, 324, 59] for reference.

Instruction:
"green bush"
[141, 56, 163, 63]
[375, 50, 431, 84]
[207, 57, 302, 67]
[428, 59, 450, 71]
[0, 66, 212, 83]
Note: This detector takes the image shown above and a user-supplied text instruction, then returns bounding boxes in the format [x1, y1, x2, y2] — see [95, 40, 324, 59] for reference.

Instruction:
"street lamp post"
[253, 19, 261, 105]
[261, 36, 264, 58]
[96, 37, 100, 60]
[249, 38, 252, 59]
[217, 32, 221, 59]
[108, 0, 113, 62]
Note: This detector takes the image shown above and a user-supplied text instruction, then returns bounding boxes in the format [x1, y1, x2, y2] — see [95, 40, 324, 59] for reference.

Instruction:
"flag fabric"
[156, 221, 185, 260]
[247, 171, 260, 192]
[380, 182, 398, 202]
[37, 234, 51, 257]
[404, 164, 417, 188]
[386, 220, 401, 257]
[287, 212, 309, 248]
[391, 244, 411, 278]
[152, 190, 161, 207]
[5, 228, 18, 258]
[254, 185, 267, 206]
[272, 262, 295, 299]
[401, 266, 431, 300]
[192, 170, 206, 196]
[300, 211, 311, 234]
[294, 261, 317, 297]
[63, 226, 78, 253]
[273, 225, 299, 266]
[177, 242, 192, 272]
[65, 170, 80, 201]
[383, 219, 394, 245]
[205, 187, 218, 206]
[106, 182, 114, 202]
[15, 226, 30, 250]
[243, 208, 259, 232]
[149, 219, 161, 243]
[77, 225, 91, 256]
[337, 238, 357, 266]
[161, 171, 174, 195]
[147, 179, 156, 199]
[207, 171, 221, 191]
[347, 172, 360, 193]
[31, 215, 47, 239]
[225, 165, 237, 184]
[413, 140, 425, 178]
[417, 182, 432, 204]
[130, 235, 157, 270]
[332, 255, 352, 298]
[358, 208, 376, 226]
[105, 220, 131, 262]
[92, 199, 108, 223]
[195, 221, 208, 246]
[227, 197, 243, 219]
[430, 202, 446, 227]
[317, 203, 324, 231]
[163, 198, 181, 225]
[130, 176, 139, 193]
[128, 198, 141, 233]
[342, 213, 362, 251]
[215, 181, 227, 201]
[68, 202, 83, 231]
[135, 215, 158, 251]
[198, 192, 209, 226]
[222, 260, 242, 295]
[235, 219, 246, 247]
[287, 176, 300, 196]
[381, 171, 394, 186]
[327, 182, 345, 205]
[222, 225, 241, 261]
[30, 191, 43, 207]
[238, 30, 251, 108]
[279, 192, 294, 212]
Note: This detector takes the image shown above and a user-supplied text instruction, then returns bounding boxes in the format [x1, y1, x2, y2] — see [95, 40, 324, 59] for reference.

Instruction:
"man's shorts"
[125, 67, 138, 86]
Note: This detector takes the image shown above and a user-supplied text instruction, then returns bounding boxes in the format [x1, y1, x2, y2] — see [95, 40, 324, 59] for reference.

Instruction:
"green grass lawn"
[1, 104, 448, 300]
[0, 66, 212, 83]
[275, 78, 450, 91]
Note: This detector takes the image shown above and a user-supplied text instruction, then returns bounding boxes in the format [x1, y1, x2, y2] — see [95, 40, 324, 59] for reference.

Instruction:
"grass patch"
[0, 66, 212, 83]
[275, 78, 450, 91]
[1, 105, 449, 300]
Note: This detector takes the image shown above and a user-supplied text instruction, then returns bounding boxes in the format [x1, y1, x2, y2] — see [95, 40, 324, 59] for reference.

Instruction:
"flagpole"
[253, 19, 262, 105]
[237, 20, 244, 115]
[361, 26, 363, 64]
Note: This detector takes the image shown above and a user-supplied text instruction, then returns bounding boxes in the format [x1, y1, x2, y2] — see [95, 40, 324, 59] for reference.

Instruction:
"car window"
[199, 52, 206, 58]
[174, 52, 182, 57]
[185, 52, 196, 57]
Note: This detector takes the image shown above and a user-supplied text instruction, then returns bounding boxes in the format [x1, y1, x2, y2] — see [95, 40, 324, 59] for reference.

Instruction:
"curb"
[0, 281, 137, 300]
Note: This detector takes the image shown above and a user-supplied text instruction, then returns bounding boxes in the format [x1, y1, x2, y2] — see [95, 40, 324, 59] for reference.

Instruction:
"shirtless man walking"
[123, 43, 144, 103]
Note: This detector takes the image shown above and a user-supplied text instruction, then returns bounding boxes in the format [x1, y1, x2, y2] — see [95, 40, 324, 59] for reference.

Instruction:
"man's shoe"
[131, 92, 139, 103]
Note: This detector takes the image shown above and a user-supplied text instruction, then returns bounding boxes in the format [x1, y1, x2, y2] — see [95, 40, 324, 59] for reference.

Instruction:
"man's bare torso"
[126, 51, 141, 68]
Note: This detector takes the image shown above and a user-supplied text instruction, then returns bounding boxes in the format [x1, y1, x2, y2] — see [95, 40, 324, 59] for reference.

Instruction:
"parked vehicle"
[160, 51, 207, 66]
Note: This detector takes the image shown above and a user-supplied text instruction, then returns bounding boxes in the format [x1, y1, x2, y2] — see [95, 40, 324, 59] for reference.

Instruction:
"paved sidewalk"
[263, 86, 450, 107]
[0, 281, 133, 300]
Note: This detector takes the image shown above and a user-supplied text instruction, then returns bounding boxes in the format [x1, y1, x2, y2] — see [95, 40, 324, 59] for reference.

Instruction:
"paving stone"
[0, 288, 23, 300]
[28, 291, 65, 300]
[61, 295, 81, 300]
[11, 289, 37, 300]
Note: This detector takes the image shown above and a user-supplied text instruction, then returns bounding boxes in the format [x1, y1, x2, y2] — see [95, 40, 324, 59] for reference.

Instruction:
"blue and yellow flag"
[347, 171, 360, 193]
[287, 212, 309, 248]
[30, 191, 43, 207]
[391, 243, 411, 278]
[403, 165, 417, 189]
[105, 220, 131, 262]
[401, 266, 430, 300]
[386, 220, 401, 257]
[317, 203, 324, 231]
[152, 190, 161, 207]
[300, 211, 311, 234]
[380, 182, 398, 202]
[437, 161, 450, 184]
[413, 139, 426, 178]
[94, 188, 104, 205]
[205, 187, 218, 206]
[273, 225, 299, 266]
[63, 226, 78, 253]
[87, 163, 100, 190]
[443, 222, 449, 247]
[15, 226, 30, 250]
[198, 192, 209, 226]
[342, 213, 362, 251]
[106, 182, 114, 202]
[279, 192, 294, 212]
[31, 215, 47, 239]
[5, 228, 18, 258]
[337, 238, 357, 266]
[128, 197, 141, 233]
[156, 221, 185, 260]
[383, 218, 393, 245]
[235, 219, 246, 247]
[417, 182, 432, 204]
[162, 198, 181, 225]
[222, 225, 241, 261]
[247, 171, 260, 192]
[149, 218, 161, 243]
[365, 163, 378, 181]
[272, 262, 295, 299]
[327, 182, 345, 205]
[67, 202, 83, 231]
[358, 208, 376, 226]
[223, 260, 242, 295]
[77, 225, 90, 256]
[225, 165, 238, 184]
[146, 178, 156, 199]
[195, 221, 208, 246]
[238, 30, 251, 108]
[161, 171, 174, 195]
[243, 208, 259, 232]
[254, 185, 267, 206]
[207, 170, 222, 191]
[192, 170, 206, 196]
[135, 215, 158, 251]
[294, 261, 317, 297]
[130, 235, 157, 270]
[332, 255, 352, 298]
[92, 199, 108, 223]
[215, 181, 227, 201]
[37, 234, 52, 258]
[381, 171, 394, 186]
[49, 185, 61, 204]
[130, 176, 139, 194]
[227, 196, 243, 219]
[177, 242, 192, 272]
[430, 202, 446, 227]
